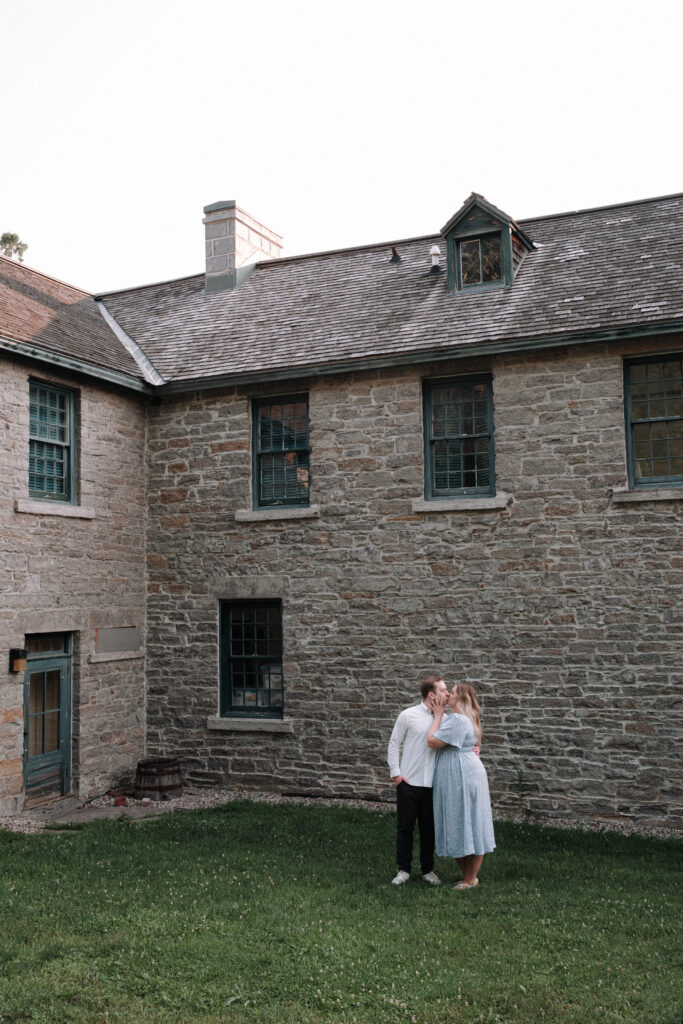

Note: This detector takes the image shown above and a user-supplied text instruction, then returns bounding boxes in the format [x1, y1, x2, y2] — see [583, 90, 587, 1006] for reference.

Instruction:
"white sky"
[2, 0, 681, 294]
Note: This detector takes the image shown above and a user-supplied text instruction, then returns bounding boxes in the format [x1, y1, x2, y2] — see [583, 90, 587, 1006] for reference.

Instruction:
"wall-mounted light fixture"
[9, 649, 27, 673]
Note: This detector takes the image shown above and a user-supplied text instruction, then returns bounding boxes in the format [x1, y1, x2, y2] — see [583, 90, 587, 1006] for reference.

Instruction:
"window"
[219, 601, 283, 718]
[443, 196, 532, 291]
[625, 356, 683, 487]
[253, 395, 310, 508]
[29, 380, 76, 502]
[459, 235, 502, 287]
[423, 376, 495, 497]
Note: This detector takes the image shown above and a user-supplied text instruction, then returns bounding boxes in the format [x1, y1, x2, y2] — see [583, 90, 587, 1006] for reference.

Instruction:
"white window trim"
[235, 504, 320, 522]
[14, 499, 96, 519]
[207, 716, 294, 734]
[611, 486, 683, 504]
[411, 492, 513, 513]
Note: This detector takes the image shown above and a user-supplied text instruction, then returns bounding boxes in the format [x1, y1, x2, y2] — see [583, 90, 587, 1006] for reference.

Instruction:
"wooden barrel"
[134, 757, 182, 801]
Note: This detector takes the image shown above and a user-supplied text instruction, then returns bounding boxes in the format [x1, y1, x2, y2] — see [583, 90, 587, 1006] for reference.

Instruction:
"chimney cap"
[203, 200, 237, 214]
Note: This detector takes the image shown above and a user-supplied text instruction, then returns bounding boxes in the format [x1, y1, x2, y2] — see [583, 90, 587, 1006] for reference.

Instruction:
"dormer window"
[442, 193, 533, 293]
[460, 235, 502, 286]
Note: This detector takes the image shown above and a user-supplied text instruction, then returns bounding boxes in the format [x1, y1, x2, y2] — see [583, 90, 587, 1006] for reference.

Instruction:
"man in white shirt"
[387, 673, 448, 886]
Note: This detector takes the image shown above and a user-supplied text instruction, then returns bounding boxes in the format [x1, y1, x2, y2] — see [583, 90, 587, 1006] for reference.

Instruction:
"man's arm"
[387, 711, 408, 784]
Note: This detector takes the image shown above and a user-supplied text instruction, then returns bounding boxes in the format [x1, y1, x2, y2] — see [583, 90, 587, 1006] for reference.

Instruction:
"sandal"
[453, 878, 479, 890]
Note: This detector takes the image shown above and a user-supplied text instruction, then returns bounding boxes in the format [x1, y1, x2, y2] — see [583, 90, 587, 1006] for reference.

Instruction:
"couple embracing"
[387, 674, 495, 890]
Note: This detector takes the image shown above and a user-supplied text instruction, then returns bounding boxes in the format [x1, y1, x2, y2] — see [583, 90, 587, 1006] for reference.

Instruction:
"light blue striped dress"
[432, 713, 496, 859]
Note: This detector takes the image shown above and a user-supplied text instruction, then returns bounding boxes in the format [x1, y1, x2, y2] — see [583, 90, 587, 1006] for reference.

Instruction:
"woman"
[427, 683, 495, 890]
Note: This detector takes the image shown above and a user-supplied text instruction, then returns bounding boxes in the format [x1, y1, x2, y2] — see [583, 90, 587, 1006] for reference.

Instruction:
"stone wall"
[0, 357, 147, 811]
[144, 335, 683, 828]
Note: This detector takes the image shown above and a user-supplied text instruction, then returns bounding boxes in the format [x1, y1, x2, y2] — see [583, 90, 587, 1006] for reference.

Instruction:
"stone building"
[0, 256, 149, 810]
[1, 193, 682, 826]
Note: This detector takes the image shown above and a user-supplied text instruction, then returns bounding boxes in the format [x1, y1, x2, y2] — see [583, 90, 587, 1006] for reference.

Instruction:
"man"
[387, 673, 448, 886]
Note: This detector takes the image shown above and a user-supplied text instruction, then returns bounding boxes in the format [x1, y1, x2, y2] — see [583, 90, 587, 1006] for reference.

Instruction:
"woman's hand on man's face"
[426, 692, 444, 716]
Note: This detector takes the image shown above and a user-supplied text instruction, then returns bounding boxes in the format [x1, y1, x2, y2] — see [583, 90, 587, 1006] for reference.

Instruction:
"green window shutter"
[423, 375, 495, 498]
[219, 601, 284, 718]
[253, 395, 310, 508]
[625, 356, 683, 488]
[29, 380, 76, 502]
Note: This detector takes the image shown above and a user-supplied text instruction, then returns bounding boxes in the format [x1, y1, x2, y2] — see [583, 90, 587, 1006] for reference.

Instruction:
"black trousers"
[396, 782, 435, 875]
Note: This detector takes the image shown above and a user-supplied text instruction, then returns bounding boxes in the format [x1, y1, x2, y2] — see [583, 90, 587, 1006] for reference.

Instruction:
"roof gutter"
[155, 319, 683, 395]
[4, 317, 681, 398]
[0, 335, 153, 393]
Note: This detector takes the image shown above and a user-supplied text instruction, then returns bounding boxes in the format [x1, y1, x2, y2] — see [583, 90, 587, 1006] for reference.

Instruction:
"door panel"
[24, 656, 70, 798]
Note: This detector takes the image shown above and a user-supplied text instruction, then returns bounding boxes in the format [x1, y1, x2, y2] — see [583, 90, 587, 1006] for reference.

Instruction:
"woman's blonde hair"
[453, 683, 482, 744]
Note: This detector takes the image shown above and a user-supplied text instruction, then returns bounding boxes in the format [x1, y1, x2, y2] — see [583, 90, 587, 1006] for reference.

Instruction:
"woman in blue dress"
[427, 683, 495, 890]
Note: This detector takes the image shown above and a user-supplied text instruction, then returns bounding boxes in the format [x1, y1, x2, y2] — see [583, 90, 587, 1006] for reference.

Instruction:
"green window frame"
[447, 233, 507, 291]
[253, 394, 310, 508]
[24, 632, 72, 797]
[459, 234, 502, 287]
[625, 355, 683, 488]
[29, 379, 77, 502]
[423, 375, 495, 498]
[219, 601, 284, 718]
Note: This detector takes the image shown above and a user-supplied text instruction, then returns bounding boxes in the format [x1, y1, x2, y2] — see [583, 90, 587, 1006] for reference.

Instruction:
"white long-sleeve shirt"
[387, 702, 437, 788]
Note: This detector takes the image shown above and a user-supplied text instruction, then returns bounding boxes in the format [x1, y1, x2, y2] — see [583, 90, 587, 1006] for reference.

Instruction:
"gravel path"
[1, 786, 681, 839]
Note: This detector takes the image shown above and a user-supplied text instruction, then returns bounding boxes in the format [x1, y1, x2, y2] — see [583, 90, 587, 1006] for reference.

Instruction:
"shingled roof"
[0, 256, 145, 386]
[97, 193, 683, 391]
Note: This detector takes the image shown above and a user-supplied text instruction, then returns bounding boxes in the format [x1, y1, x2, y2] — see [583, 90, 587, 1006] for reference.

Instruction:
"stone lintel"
[411, 493, 513, 513]
[214, 576, 288, 600]
[14, 500, 96, 519]
[235, 505, 320, 522]
[207, 716, 294, 734]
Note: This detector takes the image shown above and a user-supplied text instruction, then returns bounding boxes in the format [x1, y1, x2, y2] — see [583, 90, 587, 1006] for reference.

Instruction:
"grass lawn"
[0, 801, 681, 1024]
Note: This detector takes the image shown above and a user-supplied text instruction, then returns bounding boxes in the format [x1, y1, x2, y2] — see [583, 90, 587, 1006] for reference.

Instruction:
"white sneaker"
[392, 870, 410, 885]
[422, 871, 442, 886]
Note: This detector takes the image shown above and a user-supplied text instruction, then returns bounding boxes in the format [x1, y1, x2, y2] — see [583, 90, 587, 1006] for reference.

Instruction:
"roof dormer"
[441, 193, 533, 292]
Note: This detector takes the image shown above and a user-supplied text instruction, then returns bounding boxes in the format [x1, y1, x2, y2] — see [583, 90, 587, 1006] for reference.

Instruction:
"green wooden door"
[23, 636, 71, 799]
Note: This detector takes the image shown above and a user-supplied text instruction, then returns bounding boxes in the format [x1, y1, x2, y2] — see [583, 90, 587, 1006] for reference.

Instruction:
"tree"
[1, 232, 28, 262]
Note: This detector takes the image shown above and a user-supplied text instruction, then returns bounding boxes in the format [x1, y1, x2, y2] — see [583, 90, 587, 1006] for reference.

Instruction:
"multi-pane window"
[220, 601, 283, 717]
[253, 395, 310, 507]
[625, 356, 683, 486]
[459, 236, 501, 286]
[29, 380, 76, 501]
[26, 634, 68, 759]
[423, 376, 495, 497]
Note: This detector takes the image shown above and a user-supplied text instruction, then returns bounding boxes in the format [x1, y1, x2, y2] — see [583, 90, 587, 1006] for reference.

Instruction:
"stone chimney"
[203, 200, 283, 293]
